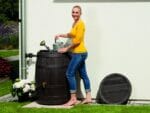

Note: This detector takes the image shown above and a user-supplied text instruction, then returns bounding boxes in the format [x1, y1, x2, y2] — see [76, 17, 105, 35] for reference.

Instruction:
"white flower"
[30, 84, 36, 91]
[23, 84, 30, 93]
[20, 80, 30, 86]
[12, 79, 36, 98]
[29, 92, 32, 97]
[13, 82, 23, 89]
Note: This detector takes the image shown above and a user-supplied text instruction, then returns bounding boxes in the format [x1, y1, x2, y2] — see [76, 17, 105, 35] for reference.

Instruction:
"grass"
[0, 102, 150, 113]
[0, 49, 19, 57]
[0, 80, 150, 113]
[0, 79, 12, 96]
[0, 76, 150, 113]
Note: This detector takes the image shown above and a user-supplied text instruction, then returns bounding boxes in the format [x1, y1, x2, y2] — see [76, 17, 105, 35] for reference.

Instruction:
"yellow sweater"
[69, 19, 87, 53]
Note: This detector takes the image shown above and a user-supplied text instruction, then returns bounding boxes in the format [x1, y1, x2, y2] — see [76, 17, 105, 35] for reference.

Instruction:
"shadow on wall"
[53, 0, 150, 3]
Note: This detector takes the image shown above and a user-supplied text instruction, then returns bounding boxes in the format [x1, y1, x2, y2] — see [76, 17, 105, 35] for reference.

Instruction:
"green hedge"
[9, 60, 19, 81]
[0, 34, 18, 50]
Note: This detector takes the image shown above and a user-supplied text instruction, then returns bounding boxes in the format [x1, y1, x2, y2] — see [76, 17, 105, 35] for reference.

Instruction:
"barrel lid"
[37, 50, 69, 58]
[99, 73, 132, 104]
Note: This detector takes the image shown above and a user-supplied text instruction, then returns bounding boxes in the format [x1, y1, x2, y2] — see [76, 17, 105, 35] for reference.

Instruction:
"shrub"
[12, 79, 36, 102]
[0, 21, 18, 49]
[9, 60, 19, 81]
[9, 33, 19, 49]
[0, 57, 12, 76]
[0, 14, 8, 23]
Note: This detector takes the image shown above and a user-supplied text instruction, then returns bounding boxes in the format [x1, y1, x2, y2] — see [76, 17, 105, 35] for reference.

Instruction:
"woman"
[55, 5, 92, 106]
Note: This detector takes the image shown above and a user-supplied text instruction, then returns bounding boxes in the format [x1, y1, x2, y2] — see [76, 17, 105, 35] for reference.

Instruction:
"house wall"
[23, 0, 150, 100]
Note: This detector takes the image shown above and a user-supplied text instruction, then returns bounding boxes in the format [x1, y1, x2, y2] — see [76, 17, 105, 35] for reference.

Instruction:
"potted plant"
[11, 79, 36, 101]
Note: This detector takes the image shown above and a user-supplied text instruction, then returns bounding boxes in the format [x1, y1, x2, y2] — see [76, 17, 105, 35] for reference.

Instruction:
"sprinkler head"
[40, 40, 50, 51]
[40, 40, 46, 46]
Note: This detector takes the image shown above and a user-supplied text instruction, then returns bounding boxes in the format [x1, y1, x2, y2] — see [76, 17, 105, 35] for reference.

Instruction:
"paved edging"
[0, 94, 17, 102]
[4, 55, 19, 61]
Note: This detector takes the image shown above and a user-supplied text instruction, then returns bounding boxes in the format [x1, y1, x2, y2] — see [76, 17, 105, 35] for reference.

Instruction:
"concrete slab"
[23, 101, 74, 109]
[0, 94, 18, 102]
[4, 55, 19, 61]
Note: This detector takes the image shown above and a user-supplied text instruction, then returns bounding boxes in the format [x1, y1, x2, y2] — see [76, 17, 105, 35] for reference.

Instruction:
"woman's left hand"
[58, 47, 68, 53]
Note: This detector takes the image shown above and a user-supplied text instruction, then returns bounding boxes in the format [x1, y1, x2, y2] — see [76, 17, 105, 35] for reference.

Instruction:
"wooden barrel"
[35, 50, 70, 105]
[99, 73, 132, 104]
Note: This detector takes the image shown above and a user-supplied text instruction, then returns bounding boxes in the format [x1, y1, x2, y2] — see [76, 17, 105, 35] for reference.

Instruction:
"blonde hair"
[72, 5, 82, 14]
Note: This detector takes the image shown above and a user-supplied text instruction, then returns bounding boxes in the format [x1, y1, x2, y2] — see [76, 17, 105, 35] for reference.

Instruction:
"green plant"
[9, 60, 19, 81]
[0, 21, 18, 50]
[0, 0, 18, 21]
[0, 57, 12, 76]
[9, 33, 19, 49]
[0, 14, 8, 23]
[11, 79, 36, 101]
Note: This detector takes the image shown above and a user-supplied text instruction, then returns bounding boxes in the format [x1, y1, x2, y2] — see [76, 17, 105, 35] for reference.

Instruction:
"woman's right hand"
[55, 34, 68, 39]
[55, 34, 60, 40]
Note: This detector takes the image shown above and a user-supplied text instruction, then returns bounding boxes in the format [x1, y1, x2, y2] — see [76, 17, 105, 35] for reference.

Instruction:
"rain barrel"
[98, 73, 132, 104]
[35, 50, 70, 105]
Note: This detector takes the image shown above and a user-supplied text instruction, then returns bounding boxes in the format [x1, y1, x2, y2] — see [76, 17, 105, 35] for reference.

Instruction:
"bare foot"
[63, 99, 77, 106]
[81, 99, 92, 104]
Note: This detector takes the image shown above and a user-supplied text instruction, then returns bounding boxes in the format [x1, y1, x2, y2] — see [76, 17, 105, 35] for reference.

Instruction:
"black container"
[98, 73, 132, 104]
[35, 50, 70, 105]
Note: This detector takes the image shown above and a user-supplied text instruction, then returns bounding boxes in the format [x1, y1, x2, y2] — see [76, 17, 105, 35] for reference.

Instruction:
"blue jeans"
[66, 52, 91, 93]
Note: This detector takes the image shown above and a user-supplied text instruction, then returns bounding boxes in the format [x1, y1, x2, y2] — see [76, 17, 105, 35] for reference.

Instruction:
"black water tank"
[99, 73, 132, 104]
[35, 50, 70, 105]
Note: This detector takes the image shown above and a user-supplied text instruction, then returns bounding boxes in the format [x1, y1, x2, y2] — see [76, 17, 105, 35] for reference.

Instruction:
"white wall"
[24, 0, 150, 100]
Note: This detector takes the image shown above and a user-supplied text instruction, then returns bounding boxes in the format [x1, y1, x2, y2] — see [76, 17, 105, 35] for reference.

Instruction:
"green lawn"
[0, 79, 12, 96]
[0, 79, 150, 113]
[0, 102, 150, 113]
[0, 77, 150, 113]
[0, 50, 19, 57]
